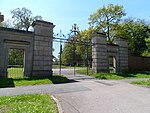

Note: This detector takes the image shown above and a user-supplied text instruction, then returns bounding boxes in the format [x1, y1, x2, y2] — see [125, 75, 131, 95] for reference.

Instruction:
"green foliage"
[0, 68, 70, 87]
[63, 10, 127, 65]
[142, 50, 150, 57]
[13, 77, 53, 86]
[61, 42, 74, 66]
[8, 48, 24, 66]
[8, 67, 24, 78]
[76, 69, 93, 75]
[114, 18, 150, 56]
[142, 38, 150, 56]
[0, 74, 70, 88]
[61, 29, 94, 66]
[76, 69, 150, 80]
[14, 75, 70, 86]
[88, 4, 150, 56]
[0, 19, 13, 28]
[0, 94, 58, 113]
[88, 4, 126, 41]
[93, 73, 124, 80]
[11, 7, 42, 31]
[131, 80, 150, 86]
[94, 72, 150, 80]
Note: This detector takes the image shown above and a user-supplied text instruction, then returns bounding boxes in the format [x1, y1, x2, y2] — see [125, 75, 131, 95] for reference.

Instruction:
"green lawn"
[76, 69, 93, 75]
[76, 69, 150, 80]
[8, 67, 23, 78]
[0, 94, 58, 113]
[131, 80, 150, 86]
[0, 68, 70, 88]
[0, 75, 70, 88]
[92, 72, 150, 80]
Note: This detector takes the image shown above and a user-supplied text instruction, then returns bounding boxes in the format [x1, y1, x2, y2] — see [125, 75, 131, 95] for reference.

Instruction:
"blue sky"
[1, 0, 150, 57]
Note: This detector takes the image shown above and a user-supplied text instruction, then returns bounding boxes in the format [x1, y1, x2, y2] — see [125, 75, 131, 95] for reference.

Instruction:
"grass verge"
[76, 69, 150, 80]
[93, 72, 150, 80]
[0, 94, 58, 113]
[76, 69, 93, 75]
[0, 75, 70, 88]
[131, 80, 150, 86]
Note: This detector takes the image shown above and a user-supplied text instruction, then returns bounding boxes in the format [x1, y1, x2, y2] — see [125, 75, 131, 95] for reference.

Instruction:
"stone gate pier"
[32, 21, 54, 76]
[0, 17, 55, 77]
[92, 32, 128, 73]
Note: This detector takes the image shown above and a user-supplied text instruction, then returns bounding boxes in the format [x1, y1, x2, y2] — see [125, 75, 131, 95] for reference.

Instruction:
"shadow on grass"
[0, 78, 15, 88]
[13, 75, 76, 84]
[92, 71, 150, 80]
[116, 73, 136, 78]
[0, 75, 77, 88]
[116, 72, 150, 78]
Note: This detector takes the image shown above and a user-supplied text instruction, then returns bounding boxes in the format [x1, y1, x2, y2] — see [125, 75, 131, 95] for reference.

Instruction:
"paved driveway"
[54, 80, 150, 113]
[53, 69, 150, 113]
[0, 69, 150, 113]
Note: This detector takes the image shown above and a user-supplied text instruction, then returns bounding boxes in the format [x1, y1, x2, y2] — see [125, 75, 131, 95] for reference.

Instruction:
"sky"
[1, 0, 150, 58]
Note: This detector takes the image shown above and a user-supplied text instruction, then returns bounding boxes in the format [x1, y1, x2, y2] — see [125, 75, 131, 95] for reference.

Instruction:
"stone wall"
[0, 20, 54, 77]
[0, 27, 33, 77]
[128, 51, 150, 72]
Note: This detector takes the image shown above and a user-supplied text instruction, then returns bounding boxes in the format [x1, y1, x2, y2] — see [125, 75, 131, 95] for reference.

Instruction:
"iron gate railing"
[7, 48, 24, 78]
[53, 24, 93, 76]
[8, 65, 24, 78]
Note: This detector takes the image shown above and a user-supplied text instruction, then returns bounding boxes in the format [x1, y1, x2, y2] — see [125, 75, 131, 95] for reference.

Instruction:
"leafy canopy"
[88, 4, 126, 41]
[61, 29, 94, 66]
[11, 7, 42, 31]
[114, 18, 150, 56]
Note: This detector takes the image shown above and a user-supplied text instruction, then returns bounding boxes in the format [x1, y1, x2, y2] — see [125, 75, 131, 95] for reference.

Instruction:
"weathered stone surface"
[0, 20, 54, 77]
[32, 20, 54, 76]
[92, 32, 128, 73]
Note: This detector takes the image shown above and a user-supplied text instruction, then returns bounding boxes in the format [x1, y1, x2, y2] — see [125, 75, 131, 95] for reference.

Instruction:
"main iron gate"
[53, 24, 92, 76]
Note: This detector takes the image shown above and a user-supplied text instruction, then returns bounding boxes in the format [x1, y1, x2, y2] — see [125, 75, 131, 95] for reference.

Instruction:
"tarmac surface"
[53, 69, 150, 113]
[0, 69, 150, 113]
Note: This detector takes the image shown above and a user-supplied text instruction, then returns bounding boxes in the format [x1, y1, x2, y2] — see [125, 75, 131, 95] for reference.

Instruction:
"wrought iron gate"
[53, 24, 93, 76]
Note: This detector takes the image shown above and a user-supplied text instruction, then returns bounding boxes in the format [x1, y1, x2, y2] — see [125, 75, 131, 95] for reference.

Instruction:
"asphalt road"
[53, 69, 150, 113]
[0, 69, 150, 113]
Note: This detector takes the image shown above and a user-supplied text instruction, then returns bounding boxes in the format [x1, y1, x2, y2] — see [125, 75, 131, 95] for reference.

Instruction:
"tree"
[88, 4, 126, 41]
[114, 18, 150, 56]
[61, 42, 74, 66]
[11, 7, 42, 31]
[142, 37, 150, 56]
[61, 29, 94, 66]
[8, 48, 24, 66]
[0, 19, 13, 28]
